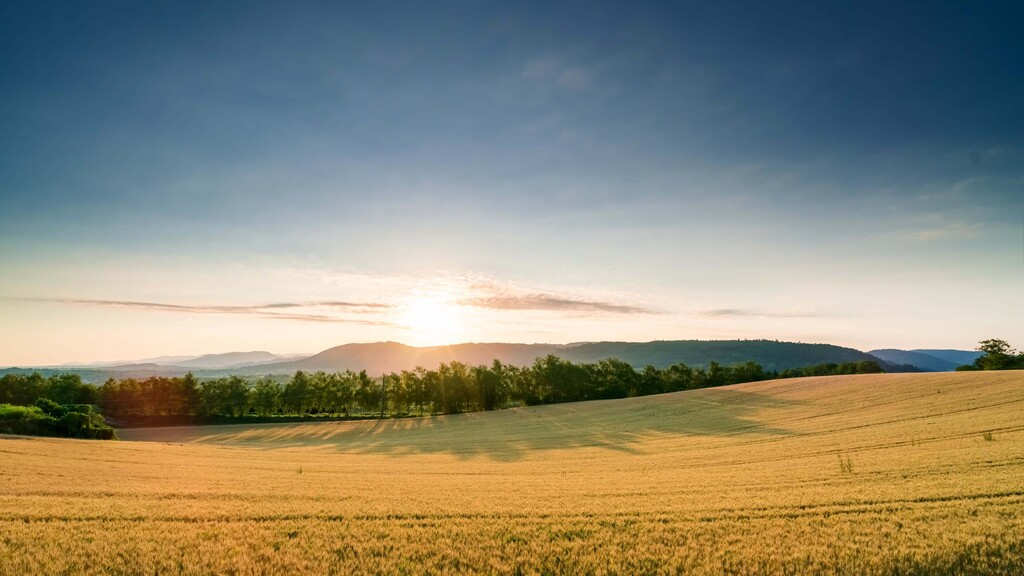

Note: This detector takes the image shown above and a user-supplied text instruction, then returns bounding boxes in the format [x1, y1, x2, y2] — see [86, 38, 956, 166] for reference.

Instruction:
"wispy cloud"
[558, 67, 592, 90]
[909, 222, 980, 242]
[253, 313, 389, 325]
[460, 294, 653, 314]
[523, 56, 593, 90]
[701, 308, 821, 319]
[18, 298, 394, 325]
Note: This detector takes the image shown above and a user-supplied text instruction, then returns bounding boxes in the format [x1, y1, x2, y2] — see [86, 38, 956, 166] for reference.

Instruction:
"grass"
[837, 452, 855, 474]
[1, 370, 1023, 574]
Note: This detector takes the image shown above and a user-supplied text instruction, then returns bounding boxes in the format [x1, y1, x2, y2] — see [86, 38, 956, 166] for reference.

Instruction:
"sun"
[398, 294, 468, 346]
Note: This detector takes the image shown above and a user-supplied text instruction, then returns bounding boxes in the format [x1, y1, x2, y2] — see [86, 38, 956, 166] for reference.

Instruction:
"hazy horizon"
[1, 337, 989, 369]
[2, 2, 1022, 366]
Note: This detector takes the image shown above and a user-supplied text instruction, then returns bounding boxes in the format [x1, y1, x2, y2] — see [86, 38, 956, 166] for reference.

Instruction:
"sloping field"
[2, 371, 1023, 575]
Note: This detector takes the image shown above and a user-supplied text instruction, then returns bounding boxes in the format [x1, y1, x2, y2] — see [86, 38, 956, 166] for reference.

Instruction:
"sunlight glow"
[398, 293, 468, 346]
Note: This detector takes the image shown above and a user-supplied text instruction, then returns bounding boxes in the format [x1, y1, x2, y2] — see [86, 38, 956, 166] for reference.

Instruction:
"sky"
[1, 1, 1022, 365]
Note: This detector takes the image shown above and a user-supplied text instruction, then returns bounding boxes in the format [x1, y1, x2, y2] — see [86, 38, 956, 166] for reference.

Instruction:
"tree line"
[96, 357, 884, 422]
[957, 339, 1024, 371]
[2, 356, 884, 427]
[0, 373, 115, 438]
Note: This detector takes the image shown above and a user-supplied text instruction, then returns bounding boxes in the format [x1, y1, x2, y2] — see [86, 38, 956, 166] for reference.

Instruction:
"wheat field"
[2, 371, 1023, 575]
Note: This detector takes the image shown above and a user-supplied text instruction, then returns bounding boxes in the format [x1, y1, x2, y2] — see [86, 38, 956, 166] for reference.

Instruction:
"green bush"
[0, 403, 52, 436]
[34, 397, 67, 418]
[0, 402, 115, 440]
[0, 403, 41, 420]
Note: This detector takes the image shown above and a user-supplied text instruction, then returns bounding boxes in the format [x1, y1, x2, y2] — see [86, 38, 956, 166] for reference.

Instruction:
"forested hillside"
[2, 340, 908, 383]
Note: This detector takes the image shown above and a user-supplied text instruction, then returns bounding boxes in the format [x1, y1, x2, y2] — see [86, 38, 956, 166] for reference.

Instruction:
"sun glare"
[399, 294, 467, 346]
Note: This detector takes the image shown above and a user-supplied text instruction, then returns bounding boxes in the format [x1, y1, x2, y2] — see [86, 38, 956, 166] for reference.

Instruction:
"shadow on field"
[123, 388, 804, 461]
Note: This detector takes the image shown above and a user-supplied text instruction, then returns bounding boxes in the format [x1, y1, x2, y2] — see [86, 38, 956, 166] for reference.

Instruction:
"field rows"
[2, 371, 1023, 574]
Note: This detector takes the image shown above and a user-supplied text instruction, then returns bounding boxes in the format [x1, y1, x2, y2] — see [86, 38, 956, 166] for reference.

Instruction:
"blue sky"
[1, 1, 1022, 364]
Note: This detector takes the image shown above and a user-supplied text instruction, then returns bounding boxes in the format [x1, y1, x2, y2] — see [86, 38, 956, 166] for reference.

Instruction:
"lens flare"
[398, 293, 467, 345]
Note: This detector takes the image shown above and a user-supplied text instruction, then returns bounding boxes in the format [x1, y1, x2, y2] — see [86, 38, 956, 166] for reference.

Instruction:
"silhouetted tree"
[971, 338, 1024, 370]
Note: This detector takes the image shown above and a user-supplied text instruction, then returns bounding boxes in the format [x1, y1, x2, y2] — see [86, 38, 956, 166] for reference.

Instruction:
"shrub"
[0, 402, 115, 440]
[34, 398, 67, 418]
[0, 404, 41, 420]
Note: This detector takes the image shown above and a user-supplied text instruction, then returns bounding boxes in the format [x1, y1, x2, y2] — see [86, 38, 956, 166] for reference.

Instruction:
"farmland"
[2, 371, 1023, 575]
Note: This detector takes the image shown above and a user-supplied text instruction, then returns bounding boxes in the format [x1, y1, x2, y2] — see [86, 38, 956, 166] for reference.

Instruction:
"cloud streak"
[909, 222, 980, 242]
[460, 294, 654, 314]
[700, 308, 821, 319]
[19, 298, 395, 325]
[522, 56, 593, 90]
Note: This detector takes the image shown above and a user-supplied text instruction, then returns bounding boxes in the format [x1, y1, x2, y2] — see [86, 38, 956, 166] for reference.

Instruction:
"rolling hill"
[265, 339, 901, 375]
[560, 340, 888, 371]
[271, 341, 565, 374]
[870, 348, 981, 371]
[915, 349, 983, 366]
[172, 350, 292, 369]
[869, 349, 962, 372]
[2, 340, 913, 382]
[7, 371, 1022, 575]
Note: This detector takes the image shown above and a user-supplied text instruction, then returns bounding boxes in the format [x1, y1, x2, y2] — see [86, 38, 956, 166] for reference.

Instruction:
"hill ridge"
[264, 339, 895, 375]
[5, 339, 909, 382]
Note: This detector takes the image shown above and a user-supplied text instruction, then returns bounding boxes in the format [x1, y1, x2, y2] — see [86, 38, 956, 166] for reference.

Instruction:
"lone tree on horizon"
[970, 339, 1024, 371]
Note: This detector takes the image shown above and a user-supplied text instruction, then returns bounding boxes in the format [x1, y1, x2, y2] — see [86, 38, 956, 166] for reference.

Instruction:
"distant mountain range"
[912, 349, 984, 366]
[64, 351, 309, 370]
[2, 339, 961, 383]
[173, 351, 307, 369]
[868, 349, 981, 372]
[250, 340, 901, 375]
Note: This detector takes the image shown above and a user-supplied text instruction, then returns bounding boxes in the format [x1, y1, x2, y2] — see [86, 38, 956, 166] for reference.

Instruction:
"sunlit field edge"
[2, 371, 1023, 575]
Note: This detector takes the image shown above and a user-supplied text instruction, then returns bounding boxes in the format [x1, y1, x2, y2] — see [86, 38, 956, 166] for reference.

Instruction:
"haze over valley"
[3, 340, 983, 382]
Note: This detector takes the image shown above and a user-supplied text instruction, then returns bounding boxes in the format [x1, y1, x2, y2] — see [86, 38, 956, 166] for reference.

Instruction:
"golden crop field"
[2, 371, 1023, 575]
